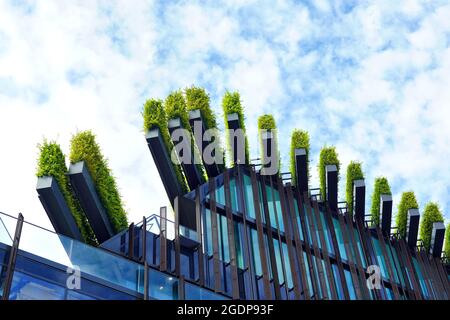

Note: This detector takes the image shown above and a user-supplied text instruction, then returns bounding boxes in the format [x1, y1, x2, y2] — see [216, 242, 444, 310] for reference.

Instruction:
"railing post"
[2, 213, 24, 300]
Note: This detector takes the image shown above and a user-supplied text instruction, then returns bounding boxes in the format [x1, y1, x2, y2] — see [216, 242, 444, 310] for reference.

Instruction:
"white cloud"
[0, 0, 449, 235]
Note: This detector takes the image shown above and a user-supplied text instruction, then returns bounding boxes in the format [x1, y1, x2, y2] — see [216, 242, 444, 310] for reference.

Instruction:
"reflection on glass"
[149, 269, 178, 300]
[18, 221, 145, 294]
[9, 271, 65, 300]
[185, 282, 228, 300]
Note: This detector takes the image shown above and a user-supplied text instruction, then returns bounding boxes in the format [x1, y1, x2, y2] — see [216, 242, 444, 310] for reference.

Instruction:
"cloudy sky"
[0, 0, 449, 231]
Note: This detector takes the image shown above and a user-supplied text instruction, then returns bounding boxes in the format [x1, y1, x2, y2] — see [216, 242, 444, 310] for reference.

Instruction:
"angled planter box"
[68, 161, 114, 243]
[188, 109, 223, 178]
[146, 127, 183, 205]
[379, 194, 392, 237]
[168, 117, 204, 190]
[226, 113, 246, 165]
[294, 148, 308, 194]
[36, 176, 83, 241]
[430, 222, 445, 258]
[406, 209, 420, 249]
[260, 131, 277, 176]
[353, 179, 365, 223]
[325, 164, 338, 212]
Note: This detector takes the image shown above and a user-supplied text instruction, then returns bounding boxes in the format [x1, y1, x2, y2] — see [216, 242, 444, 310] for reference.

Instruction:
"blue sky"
[0, 0, 449, 229]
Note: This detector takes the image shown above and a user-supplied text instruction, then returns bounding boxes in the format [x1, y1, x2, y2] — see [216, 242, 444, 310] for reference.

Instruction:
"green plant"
[345, 161, 364, 216]
[290, 129, 310, 186]
[222, 91, 249, 165]
[395, 191, 419, 239]
[143, 98, 188, 192]
[165, 90, 207, 181]
[318, 146, 340, 200]
[420, 202, 444, 251]
[258, 114, 280, 173]
[445, 223, 450, 258]
[370, 177, 391, 226]
[185, 86, 217, 130]
[69, 130, 128, 233]
[185, 86, 225, 169]
[36, 140, 97, 245]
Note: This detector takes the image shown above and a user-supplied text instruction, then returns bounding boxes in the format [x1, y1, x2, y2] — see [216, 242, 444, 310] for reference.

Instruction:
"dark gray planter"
[36, 176, 83, 241]
[146, 127, 183, 205]
[294, 148, 308, 194]
[168, 117, 205, 190]
[353, 179, 365, 223]
[325, 164, 338, 212]
[406, 209, 420, 249]
[430, 222, 445, 258]
[260, 131, 277, 176]
[379, 194, 392, 237]
[188, 109, 224, 177]
[226, 113, 246, 165]
[68, 161, 114, 243]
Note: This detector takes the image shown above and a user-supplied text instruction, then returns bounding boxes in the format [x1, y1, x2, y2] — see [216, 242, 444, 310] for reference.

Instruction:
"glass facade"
[0, 166, 448, 300]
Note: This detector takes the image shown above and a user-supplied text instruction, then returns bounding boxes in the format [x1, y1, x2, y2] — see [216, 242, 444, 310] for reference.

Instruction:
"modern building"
[0, 96, 449, 300]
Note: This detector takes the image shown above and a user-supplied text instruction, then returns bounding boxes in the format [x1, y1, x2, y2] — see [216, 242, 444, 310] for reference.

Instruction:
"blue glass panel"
[302, 252, 313, 297]
[219, 215, 230, 263]
[385, 243, 401, 285]
[321, 259, 332, 298]
[216, 184, 226, 206]
[412, 257, 429, 299]
[293, 200, 304, 241]
[250, 228, 262, 276]
[333, 218, 347, 261]
[234, 222, 244, 269]
[332, 264, 344, 300]
[185, 282, 228, 300]
[66, 290, 95, 300]
[243, 174, 256, 219]
[18, 221, 145, 294]
[353, 228, 366, 268]
[309, 207, 321, 249]
[320, 210, 334, 255]
[371, 237, 388, 279]
[273, 238, 284, 285]
[230, 177, 240, 212]
[9, 271, 65, 300]
[204, 209, 213, 256]
[344, 269, 356, 300]
[148, 269, 178, 300]
[281, 242, 293, 289]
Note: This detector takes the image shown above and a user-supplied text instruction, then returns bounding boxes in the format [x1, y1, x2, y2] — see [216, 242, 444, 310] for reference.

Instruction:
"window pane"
[230, 177, 239, 212]
[148, 269, 178, 300]
[344, 269, 356, 300]
[9, 271, 65, 300]
[243, 175, 256, 219]
[333, 218, 347, 261]
[250, 228, 262, 276]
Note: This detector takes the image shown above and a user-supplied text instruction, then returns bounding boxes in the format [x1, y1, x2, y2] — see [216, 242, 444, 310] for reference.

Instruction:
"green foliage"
[345, 161, 364, 216]
[445, 224, 450, 258]
[318, 146, 340, 200]
[420, 202, 444, 250]
[185, 86, 225, 169]
[143, 98, 188, 192]
[36, 140, 97, 245]
[258, 114, 280, 173]
[290, 129, 310, 185]
[185, 86, 217, 130]
[395, 191, 419, 239]
[370, 177, 391, 226]
[222, 91, 249, 165]
[69, 130, 128, 233]
[165, 90, 207, 181]
[444, 223, 450, 259]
